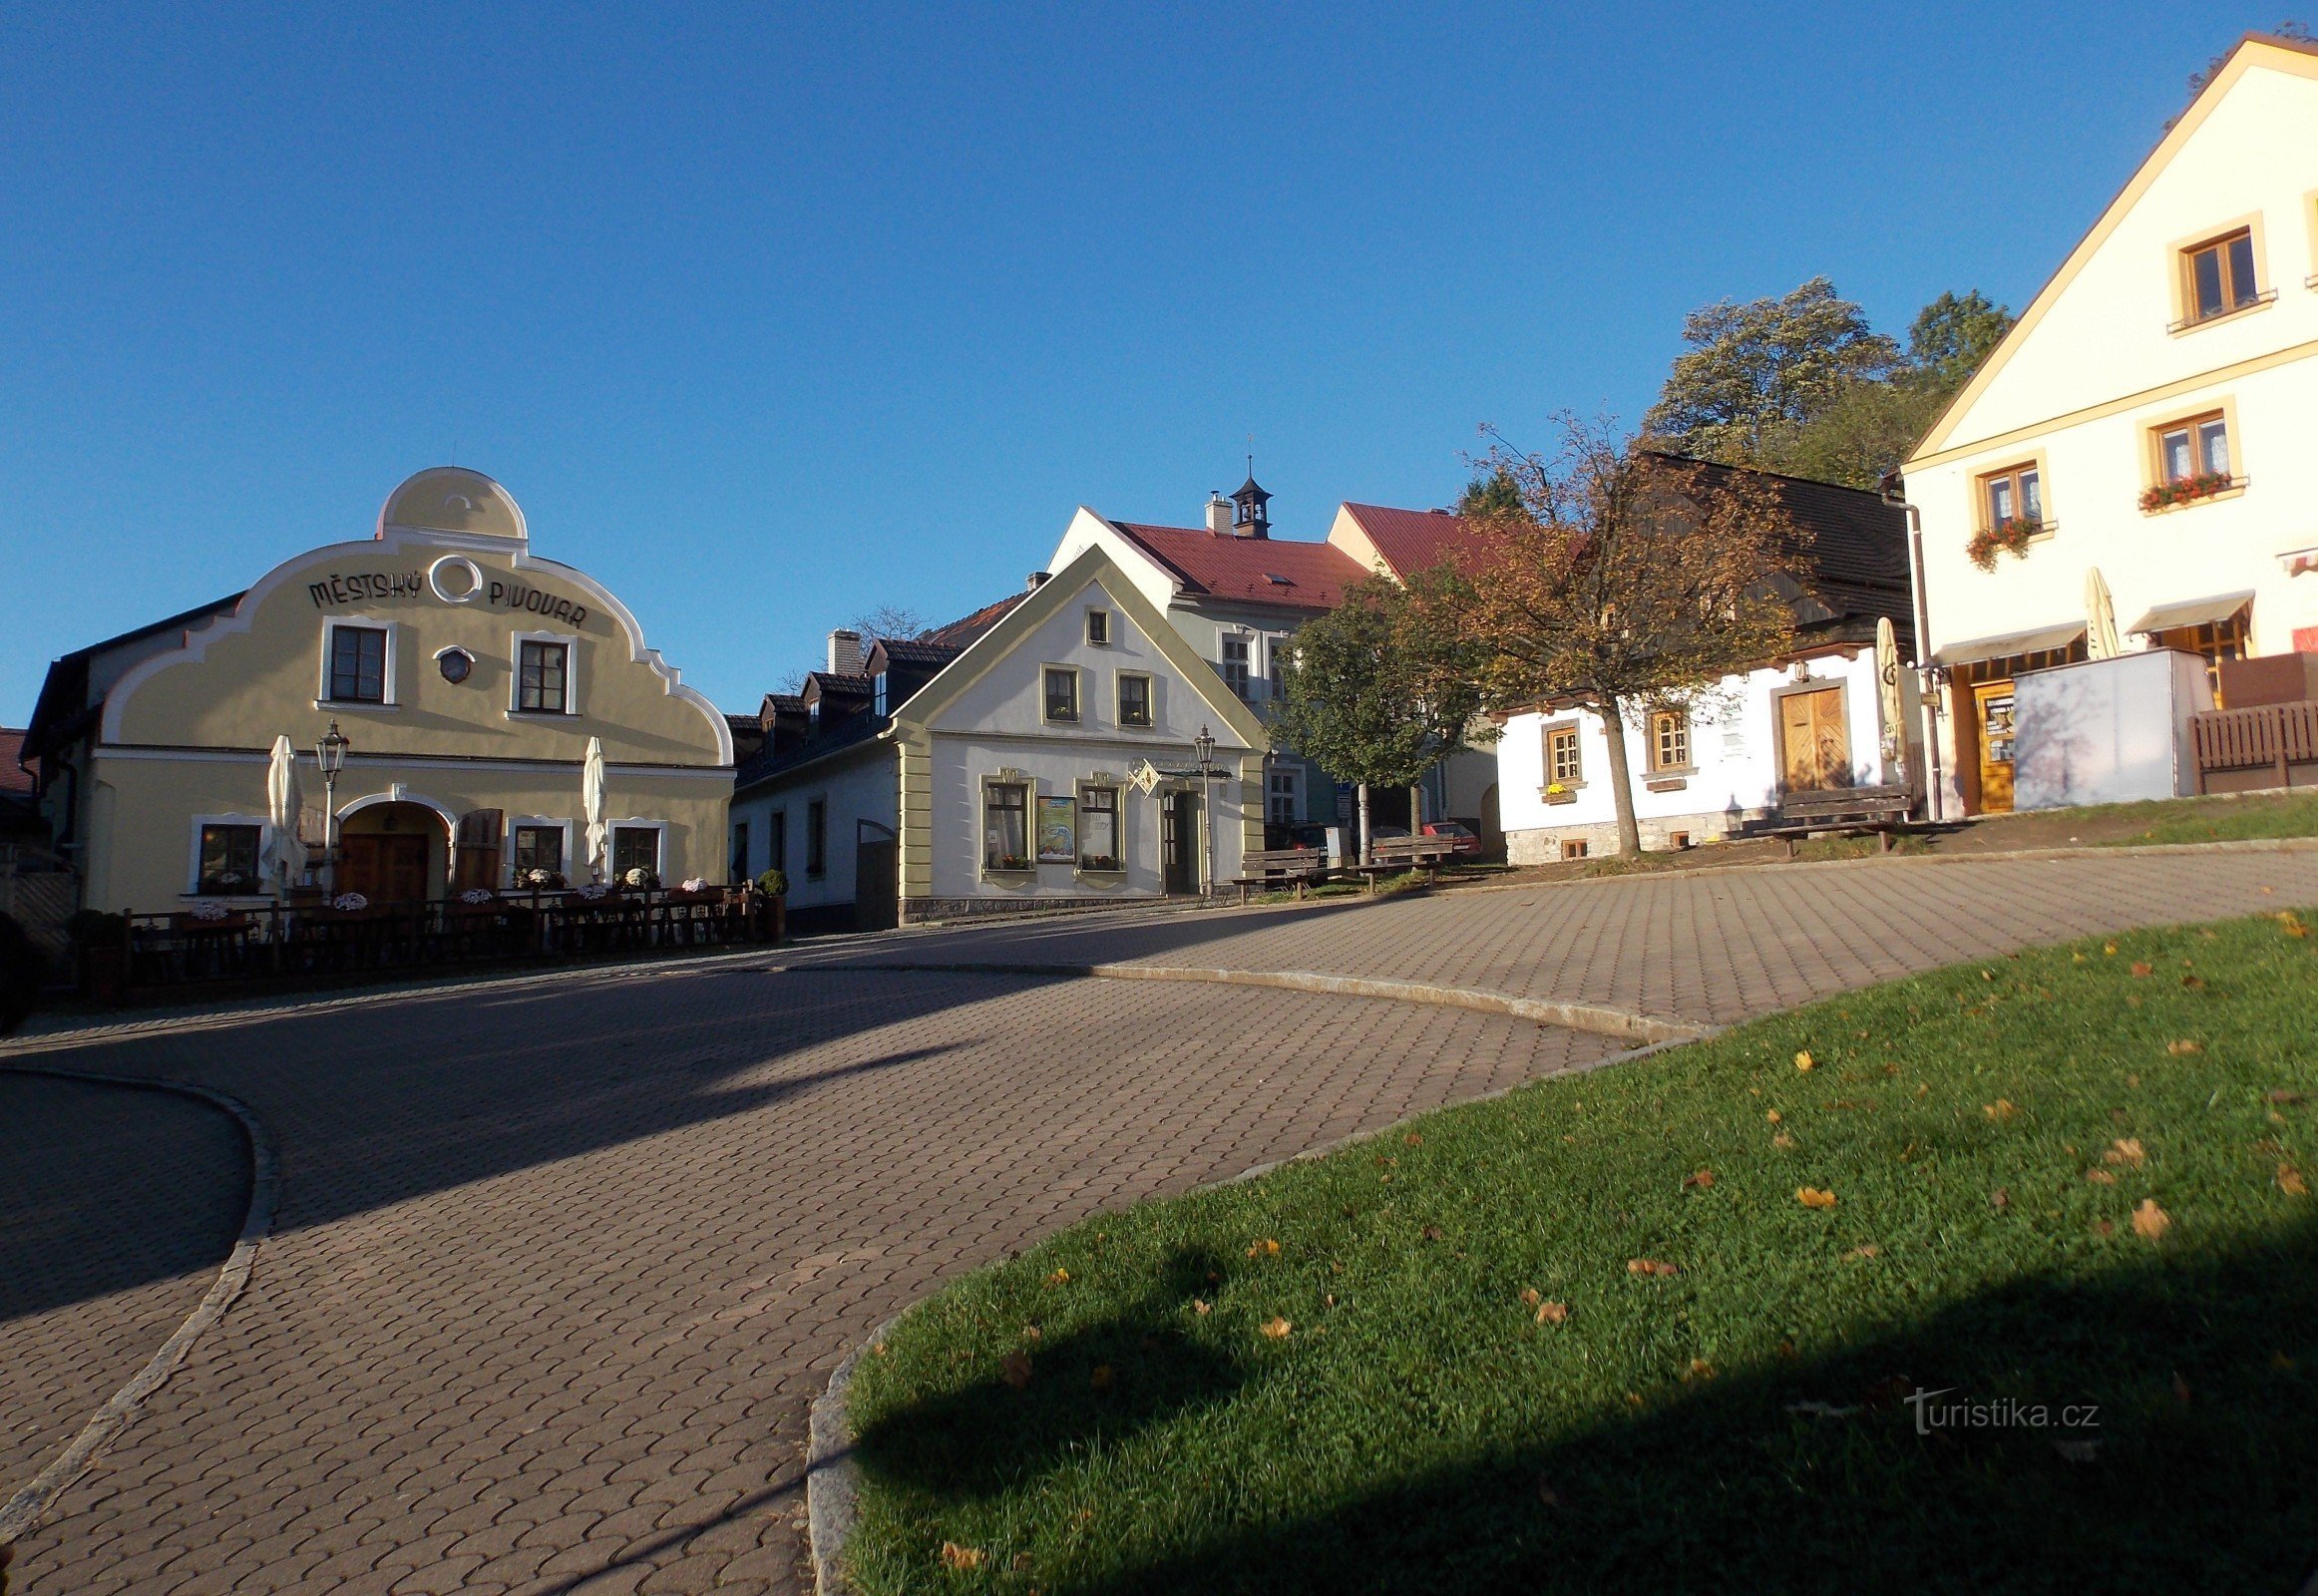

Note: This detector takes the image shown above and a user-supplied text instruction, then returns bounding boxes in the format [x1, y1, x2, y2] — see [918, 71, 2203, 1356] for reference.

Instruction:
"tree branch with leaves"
[1444, 417, 1812, 857]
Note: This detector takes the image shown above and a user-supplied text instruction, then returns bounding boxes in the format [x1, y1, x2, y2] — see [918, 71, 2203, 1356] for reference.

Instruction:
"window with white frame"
[1220, 635, 1251, 700]
[325, 623, 390, 703]
[1267, 766, 1298, 825]
[194, 821, 264, 895]
[518, 638, 570, 713]
[610, 824, 662, 883]
[510, 822, 568, 884]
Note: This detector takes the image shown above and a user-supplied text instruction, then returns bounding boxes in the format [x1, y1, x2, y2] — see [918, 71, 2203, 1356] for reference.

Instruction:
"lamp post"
[1194, 724, 1217, 898]
[315, 719, 350, 895]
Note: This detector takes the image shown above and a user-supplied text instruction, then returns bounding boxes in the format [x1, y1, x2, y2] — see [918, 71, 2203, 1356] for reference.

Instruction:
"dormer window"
[874, 671, 889, 715]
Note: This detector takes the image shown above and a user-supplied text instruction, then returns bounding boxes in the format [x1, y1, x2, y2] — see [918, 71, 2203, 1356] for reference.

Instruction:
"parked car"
[1265, 822, 1346, 865]
[1421, 820, 1483, 858]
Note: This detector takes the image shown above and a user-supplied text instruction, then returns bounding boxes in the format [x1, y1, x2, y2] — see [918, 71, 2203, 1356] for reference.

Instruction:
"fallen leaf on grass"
[1191, 1300, 1211, 1315]
[1765, 1109, 1781, 1123]
[1403, 1133, 1423, 1146]
[1000, 1352, 1033, 1390]
[1981, 969, 1996, 982]
[2130, 962, 2153, 979]
[1683, 1359, 1716, 1382]
[1089, 1365, 1114, 1392]
[1627, 1258, 1680, 1277]
[2086, 1169, 2117, 1185]
[1046, 1268, 1070, 1286]
[1536, 1301, 1570, 1324]
[1420, 1225, 1444, 1242]
[1247, 1239, 1281, 1258]
[2104, 942, 2119, 956]
[1519, 1287, 1541, 1307]
[2181, 975, 2205, 990]
[1846, 1244, 1880, 1259]
[1990, 1188, 2010, 1211]
[2105, 1138, 2146, 1167]
[1260, 1317, 1293, 1340]
[941, 1542, 985, 1571]
[1984, 1099, 2019, 1121]
[1772, 1132, 1797, 1149]
[2267, 1089, 2305, 1104]
[1795, 1187, 1837, 1210]
[1683, 1169, 1716, 1190]
[2280, 1164, 2309, 1197]
[1794, 1051, 1815, 1072]
[2132, 1199, 2172, 1240]
[2167, 1039, 2203, 1056]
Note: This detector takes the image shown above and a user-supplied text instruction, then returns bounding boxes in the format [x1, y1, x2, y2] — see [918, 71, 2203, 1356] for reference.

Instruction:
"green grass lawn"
[2079, 789, 2318, 847]
[843, 908, 2318, 1594]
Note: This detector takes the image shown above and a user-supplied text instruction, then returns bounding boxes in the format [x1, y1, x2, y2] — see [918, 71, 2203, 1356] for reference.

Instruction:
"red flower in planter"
[2138, 472, 2235, 512]
[1966, 517, 2042, 572]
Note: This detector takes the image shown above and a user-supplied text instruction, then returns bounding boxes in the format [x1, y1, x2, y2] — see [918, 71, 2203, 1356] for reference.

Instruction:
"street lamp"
[315, 719, 350, 894]
[1194, 725, 1217, 897]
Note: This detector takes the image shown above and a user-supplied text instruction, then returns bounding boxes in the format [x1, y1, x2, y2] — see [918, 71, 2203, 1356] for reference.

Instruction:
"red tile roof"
[0, 728, 30, 795]
[921, 591, 1028, 647]
[1108, 522, 1370, 610]
[1336, 503, 1491, 579]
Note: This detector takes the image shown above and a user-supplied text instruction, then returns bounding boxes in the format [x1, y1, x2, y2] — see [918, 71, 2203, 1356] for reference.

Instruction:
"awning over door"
[2125, 590, 2254, 635]
[1931, 620, 2087, 667]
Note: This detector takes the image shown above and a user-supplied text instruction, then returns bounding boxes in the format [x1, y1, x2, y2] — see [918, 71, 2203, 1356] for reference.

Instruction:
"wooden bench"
[1232, 847, 1333, 904]
[1754, 785, 1916, 857]
[1352, 835, 1460, 890]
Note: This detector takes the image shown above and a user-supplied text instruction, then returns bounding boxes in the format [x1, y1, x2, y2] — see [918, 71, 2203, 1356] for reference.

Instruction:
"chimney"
[827, 628, 864, 676]
[1026, 571, 1050, 592]
[1205, 493, 1232, 535]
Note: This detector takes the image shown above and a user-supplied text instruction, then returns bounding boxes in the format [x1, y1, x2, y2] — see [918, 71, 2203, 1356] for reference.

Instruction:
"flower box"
[1966, 518, 2043, 572]
[988, 855, 1033, 872]
[1542, 786, 1578, 806]
[2138, 472, 2236, 513]
[1078, 855, 1124, 874]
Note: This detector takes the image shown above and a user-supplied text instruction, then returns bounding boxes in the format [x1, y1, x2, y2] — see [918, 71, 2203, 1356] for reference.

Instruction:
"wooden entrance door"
[341, 834, 429, 902]
[1778, 687, 1851, 791]
[1973, 679, 2018, 813]
[1162, 792, 1200, 895]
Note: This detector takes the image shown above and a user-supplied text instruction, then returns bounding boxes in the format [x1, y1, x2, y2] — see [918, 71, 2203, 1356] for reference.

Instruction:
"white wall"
[1498, 649, 1898, 860]
[1909, 47, 2318, 810]
[921, 565, 1255, 899]
[729, 746, 897, 910]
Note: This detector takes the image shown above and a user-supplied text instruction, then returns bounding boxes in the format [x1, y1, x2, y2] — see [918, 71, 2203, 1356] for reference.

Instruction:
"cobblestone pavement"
[10, 846, 2318, 1594]
[2, 971, 1614, 1595]
[805, 847, 2318, 1027]
[0, 1074, 247, 1494]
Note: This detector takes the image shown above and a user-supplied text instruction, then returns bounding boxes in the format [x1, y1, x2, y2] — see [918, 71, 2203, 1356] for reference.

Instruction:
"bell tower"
[1229, 467, 1271, 539]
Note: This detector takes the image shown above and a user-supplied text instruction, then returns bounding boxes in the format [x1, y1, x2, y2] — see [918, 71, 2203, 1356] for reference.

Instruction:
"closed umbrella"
[1874, 616, 1906, 780]
[2086, 567, 2121, 660]
[266, 735, 303, 893]
[582, 736, 607, 881]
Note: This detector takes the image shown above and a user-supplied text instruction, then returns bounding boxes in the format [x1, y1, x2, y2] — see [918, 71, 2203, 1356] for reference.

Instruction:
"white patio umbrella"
[266, 734, 303, 894]
[581, 735, 607, 881]
[2086, 567, 2121, 660]
[1874, 616, 1906, 779]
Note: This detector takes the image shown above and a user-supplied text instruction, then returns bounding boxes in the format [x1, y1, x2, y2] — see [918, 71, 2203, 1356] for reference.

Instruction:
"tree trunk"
[1356, 782, 1372, 865]
[1597, 695, 1644, 857]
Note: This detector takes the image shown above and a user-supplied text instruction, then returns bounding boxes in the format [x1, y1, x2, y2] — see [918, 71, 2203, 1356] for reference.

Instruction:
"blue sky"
[0, 3, 2257, 722]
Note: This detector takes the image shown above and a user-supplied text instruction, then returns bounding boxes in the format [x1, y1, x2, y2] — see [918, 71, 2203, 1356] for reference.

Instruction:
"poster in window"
[1035, 796, 1076, 863]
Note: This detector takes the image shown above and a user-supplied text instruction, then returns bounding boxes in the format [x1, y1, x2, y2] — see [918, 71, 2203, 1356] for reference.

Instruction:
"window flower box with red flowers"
[1966, 518, 2045, 572]
[2138, 472, 2238, 513]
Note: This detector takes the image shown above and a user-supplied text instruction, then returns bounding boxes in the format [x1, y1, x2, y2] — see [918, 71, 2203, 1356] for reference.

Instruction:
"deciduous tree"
[1447, 417, 1812, 857]
[1271, 576, 1487, 863]
[1641, 277, 1897, 466]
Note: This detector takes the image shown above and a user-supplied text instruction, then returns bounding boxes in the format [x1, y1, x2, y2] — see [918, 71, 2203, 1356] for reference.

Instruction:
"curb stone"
[794, 963, 1708, 1046]
[801, 1031, 1695, 1588]
[0, 1065, 279, 1566]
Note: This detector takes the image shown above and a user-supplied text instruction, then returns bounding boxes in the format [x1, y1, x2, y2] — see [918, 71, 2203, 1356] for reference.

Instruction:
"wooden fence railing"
[2191, 701, 2318, 792]
[90, 886, 780, 1000]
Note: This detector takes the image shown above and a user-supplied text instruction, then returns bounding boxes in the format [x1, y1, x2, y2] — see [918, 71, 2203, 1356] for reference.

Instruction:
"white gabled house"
[1494, 464, 1921, 863]
[1904, 31, 2318, 813]
[727, 545, 1267, 926]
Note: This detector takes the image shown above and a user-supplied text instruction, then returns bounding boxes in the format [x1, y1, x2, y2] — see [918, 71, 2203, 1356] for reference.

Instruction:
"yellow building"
[25, 468, 732, 913]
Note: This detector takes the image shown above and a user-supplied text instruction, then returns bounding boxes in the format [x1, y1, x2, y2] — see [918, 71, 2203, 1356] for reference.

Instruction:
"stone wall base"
[899, 892, 1166, 926]
[1506, 808, 1767, 866]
